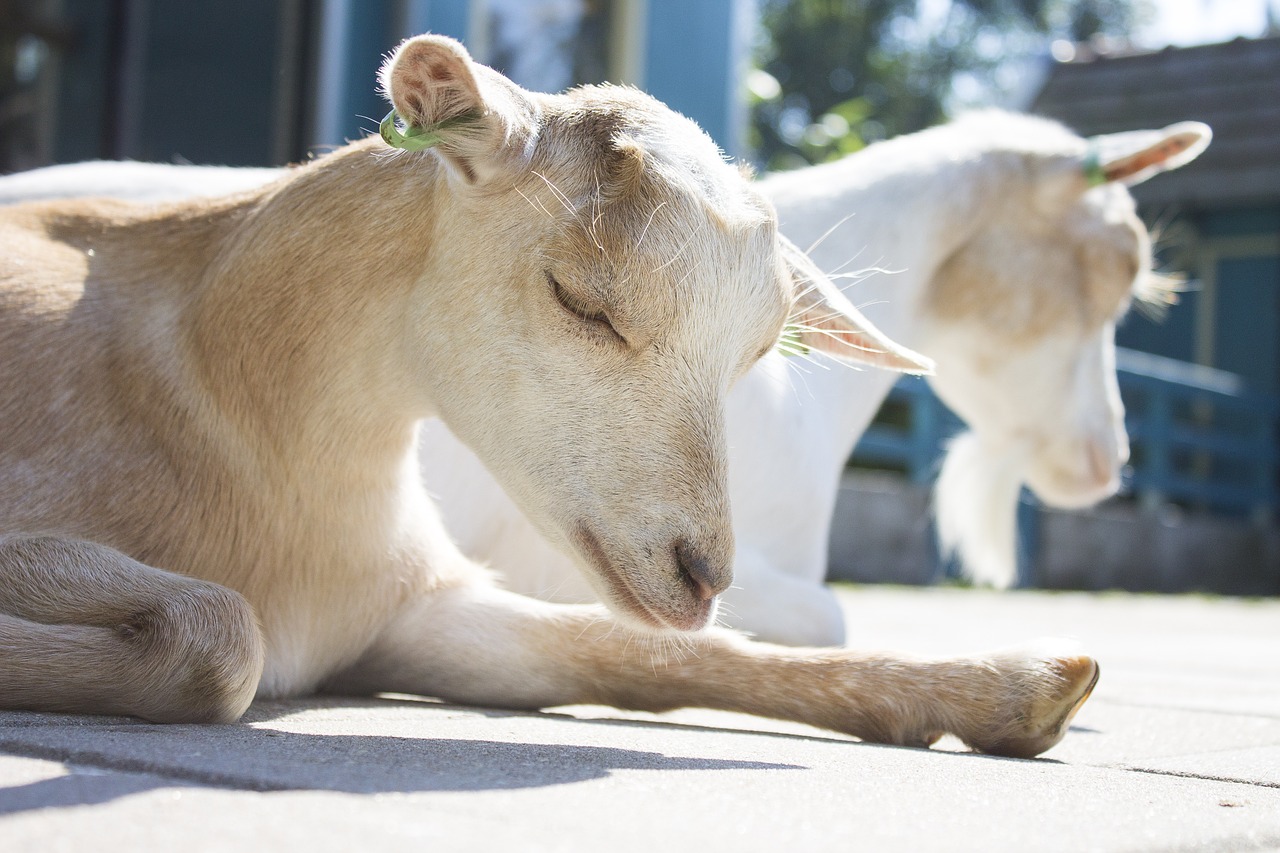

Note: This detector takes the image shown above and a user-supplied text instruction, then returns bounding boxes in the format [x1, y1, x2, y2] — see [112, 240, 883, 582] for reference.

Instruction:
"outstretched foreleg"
[329, 582, 1096, 758]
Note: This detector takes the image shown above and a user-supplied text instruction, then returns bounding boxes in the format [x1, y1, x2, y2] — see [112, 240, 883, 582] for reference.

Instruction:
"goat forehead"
[679, 228, 788, 331]
[525, 88, 787, 355]
[537, 86, 774, 228]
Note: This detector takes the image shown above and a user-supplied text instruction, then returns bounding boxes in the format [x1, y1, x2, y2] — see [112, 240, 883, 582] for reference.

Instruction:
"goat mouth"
[572, 524, 715, 633]
[1028, 468, 1120, 509]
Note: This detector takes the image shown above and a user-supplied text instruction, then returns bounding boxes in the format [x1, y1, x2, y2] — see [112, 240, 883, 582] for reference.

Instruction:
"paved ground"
[2, 586, 1278, 852]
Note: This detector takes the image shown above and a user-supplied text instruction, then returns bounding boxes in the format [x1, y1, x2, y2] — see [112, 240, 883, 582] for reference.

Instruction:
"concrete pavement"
[2, 586, 1278, 852]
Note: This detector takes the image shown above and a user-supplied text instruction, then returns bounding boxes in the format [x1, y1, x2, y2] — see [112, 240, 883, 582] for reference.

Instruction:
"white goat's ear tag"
[778, 236, 934, 375]
[776, 323, 810, 358]
[1085, 121, 1212, 186]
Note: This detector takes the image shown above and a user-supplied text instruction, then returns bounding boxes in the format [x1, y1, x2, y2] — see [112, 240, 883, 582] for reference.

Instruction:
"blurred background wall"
[0, 0, 752, 169]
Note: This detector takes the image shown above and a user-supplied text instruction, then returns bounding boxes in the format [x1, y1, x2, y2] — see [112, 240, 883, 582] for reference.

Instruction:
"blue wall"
[326, 0, 741, 154]
[47, 3, 743, 167]
[1215, 254, 1280, 395]
[642, 0, 739, 153]
[1120, 204, 1280, 397]
[403, 0, 471, 43]
[1203, 207, 1280, 396]
[54, 0, 284, 165]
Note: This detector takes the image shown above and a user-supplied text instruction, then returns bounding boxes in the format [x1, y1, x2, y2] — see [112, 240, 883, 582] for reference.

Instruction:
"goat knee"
[119, 583, 265, 723]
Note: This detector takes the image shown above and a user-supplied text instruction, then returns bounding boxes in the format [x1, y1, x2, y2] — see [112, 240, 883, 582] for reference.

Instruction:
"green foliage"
[750, 0, 1147, 170]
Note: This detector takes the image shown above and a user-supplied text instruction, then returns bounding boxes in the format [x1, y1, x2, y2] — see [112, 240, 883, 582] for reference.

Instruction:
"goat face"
[924, 182, 1150, 509]
[423, 167, 790, 633]
[385, 36, 929, 632]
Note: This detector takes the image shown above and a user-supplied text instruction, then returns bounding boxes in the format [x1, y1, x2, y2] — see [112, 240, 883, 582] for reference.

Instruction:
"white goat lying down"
[15, 112, 1207, 647]
[0, 35, 1100, 758]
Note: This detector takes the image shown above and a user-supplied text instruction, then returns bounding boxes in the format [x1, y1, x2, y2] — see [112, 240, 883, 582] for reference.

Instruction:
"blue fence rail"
[1116, 349, 1280, 517]
[852, 379, 961, 485]
[850, 348, 1280, 520]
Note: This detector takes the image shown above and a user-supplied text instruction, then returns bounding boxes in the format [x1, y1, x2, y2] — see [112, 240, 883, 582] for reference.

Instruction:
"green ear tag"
[776, 322, 811, 358]
[379, 108, 477, 152]
[1082, 145, 1108, 187]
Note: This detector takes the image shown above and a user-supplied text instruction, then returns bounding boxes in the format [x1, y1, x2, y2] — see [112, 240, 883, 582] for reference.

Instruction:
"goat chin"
[934, 431, 1029, 589]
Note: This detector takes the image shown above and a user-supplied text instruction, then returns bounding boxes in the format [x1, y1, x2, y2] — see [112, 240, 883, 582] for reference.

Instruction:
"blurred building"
[1034, 35, 1280, 402]
[0, 0, 753, 173]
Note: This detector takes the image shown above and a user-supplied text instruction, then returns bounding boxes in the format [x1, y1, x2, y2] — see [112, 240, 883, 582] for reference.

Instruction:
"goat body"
[0, 38, 1096, 757]
[6, 114, 1206, 647]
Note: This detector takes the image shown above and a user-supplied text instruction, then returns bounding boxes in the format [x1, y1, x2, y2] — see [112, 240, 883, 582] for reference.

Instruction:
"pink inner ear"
[386, 37, 482, 129]
[795, 306, 934, 375]
[779, 233, 932, 374]
[406, 50, 460, 85]
[1100, 139, 1177, 180]
[1104, 134, 1196, 182]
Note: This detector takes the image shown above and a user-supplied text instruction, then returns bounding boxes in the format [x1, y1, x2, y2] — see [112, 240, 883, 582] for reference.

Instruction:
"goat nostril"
[674, 542, 726, 600]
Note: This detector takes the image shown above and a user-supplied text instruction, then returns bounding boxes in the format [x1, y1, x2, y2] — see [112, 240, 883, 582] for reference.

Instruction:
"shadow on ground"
[0, 698, 805, 816]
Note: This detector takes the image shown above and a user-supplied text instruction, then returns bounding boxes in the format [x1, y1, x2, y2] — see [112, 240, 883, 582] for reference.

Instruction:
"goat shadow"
[0, 694, 1091, 817]
[0, 695, 803, 816]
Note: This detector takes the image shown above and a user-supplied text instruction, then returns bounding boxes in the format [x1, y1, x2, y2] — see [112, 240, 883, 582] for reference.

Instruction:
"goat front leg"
[0, 534, 265, 723]
[329, 583, 1097, 758]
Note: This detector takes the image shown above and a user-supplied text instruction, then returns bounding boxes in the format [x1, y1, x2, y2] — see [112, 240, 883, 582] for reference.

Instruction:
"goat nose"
[675, 541, 732, 600]
[1116, 433, 1131, 467]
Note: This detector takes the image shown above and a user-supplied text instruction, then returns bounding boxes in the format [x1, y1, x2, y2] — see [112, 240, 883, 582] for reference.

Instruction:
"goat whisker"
[804, 211, 858, 255]
[652, 231, 699, 274]
[635, 201, 668, 251]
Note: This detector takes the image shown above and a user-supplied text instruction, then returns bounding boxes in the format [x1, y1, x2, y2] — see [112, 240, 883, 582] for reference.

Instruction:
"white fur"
[0, 111, 1209, 646]
[0, 161, 280, 204]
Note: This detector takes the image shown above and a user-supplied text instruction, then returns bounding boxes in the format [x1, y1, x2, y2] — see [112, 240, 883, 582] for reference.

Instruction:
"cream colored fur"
[0, 36, 1096, 756]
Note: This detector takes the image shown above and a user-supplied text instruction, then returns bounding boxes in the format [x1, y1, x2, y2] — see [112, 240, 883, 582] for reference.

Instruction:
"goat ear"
[379, 35, 539, 183]
[1085, 121, 1212, 186]
[781, 236, 934, 375]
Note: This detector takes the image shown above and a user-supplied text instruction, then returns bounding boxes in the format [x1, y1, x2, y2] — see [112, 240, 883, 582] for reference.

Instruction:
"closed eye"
[547, 271, 625, 344]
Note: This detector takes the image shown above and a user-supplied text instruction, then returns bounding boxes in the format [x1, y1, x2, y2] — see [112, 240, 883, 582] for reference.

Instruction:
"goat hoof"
[970, 651, 1100, 759]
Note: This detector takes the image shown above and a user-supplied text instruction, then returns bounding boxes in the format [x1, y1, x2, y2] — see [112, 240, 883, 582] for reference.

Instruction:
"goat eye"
[547, 271, 622, 341]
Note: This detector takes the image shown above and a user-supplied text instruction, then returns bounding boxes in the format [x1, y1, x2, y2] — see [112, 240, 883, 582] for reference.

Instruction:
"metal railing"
[850, 348, 1280, 520]
[851, 377, 959, 484]
[1116, 349, 1279, 518]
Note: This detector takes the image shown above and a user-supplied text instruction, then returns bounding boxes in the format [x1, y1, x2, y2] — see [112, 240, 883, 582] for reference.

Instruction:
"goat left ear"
[379, 34, 540, 184]
[1085, 121, 1212, 186]
[780, 236, 934, 375]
